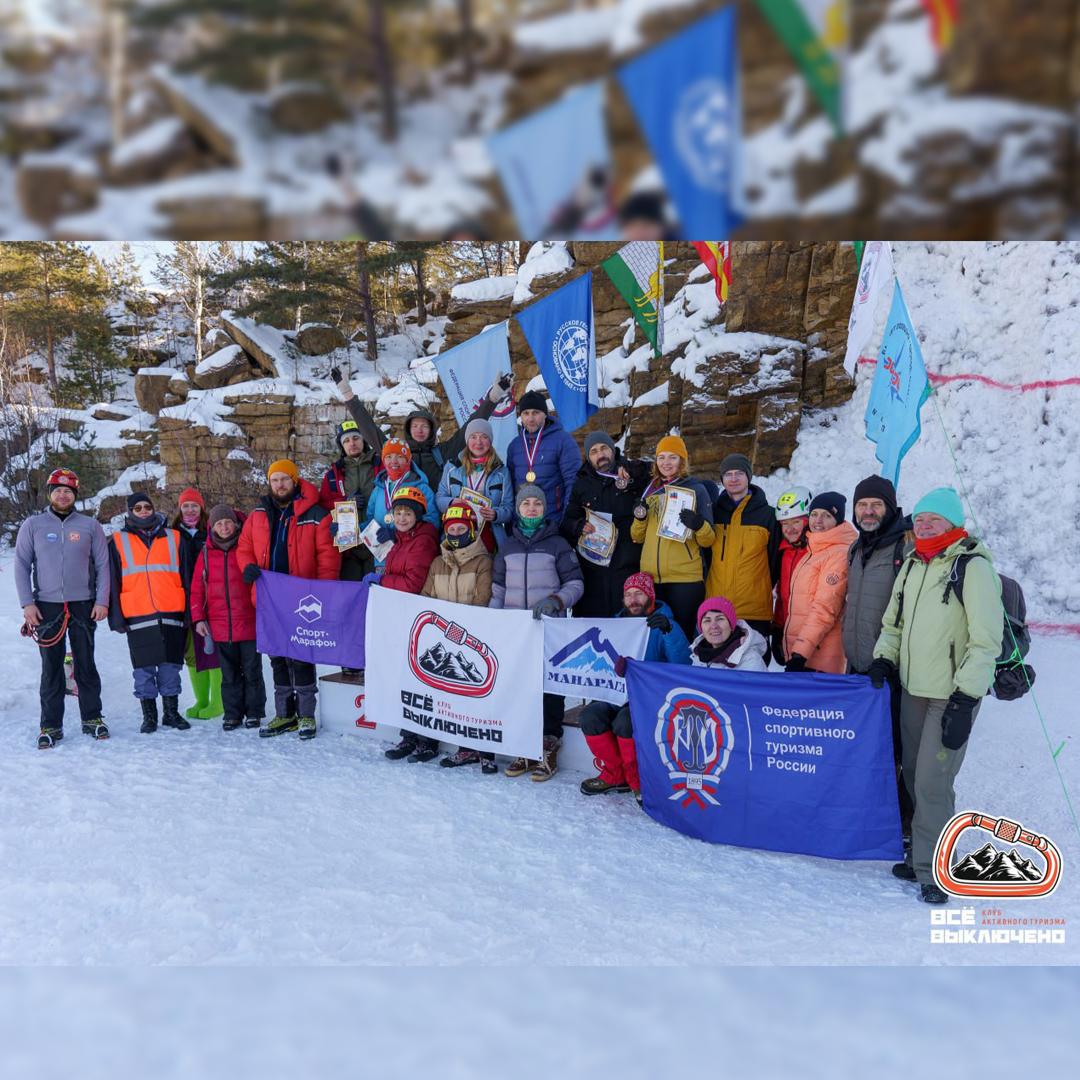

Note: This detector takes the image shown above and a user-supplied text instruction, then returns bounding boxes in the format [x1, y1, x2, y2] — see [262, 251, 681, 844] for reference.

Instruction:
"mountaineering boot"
[530, 736, 561, 782]
[222, 716, 243, 731]
[892, 863, 917, 882]
[140, 698, 158, 734]
[407, 739, 439, 763]
[504, 756, 534, 778]
[260, 715, 299, 738]
[81, 718, 109, 740]
[244, 717, 262, 729]
[920, 883, 949, 904]
[196, 668, 224, 720]
[440, 748, 480, 768]
[480, 757, 498, 775]
[385, 734, 418, 760]
[161, 696, 191, 730]
[298, 717, 317, 740]
[38, 727, 63, 750]
[581, 732, 628, 795]
[185, 664, 210, 719]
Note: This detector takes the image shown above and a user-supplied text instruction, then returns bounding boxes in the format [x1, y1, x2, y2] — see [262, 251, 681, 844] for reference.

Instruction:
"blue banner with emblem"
[625, 660, 902, 860]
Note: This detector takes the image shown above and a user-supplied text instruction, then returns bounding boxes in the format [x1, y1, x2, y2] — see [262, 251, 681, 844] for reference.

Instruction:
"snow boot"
[81, 718, 109, 740]
[260, 715, 299, 738]
[581, 732, 629, 795]
[504, 756, 535, 778]
[480, 756, 498, 775]
[139, 698, 158, 734]
[920, 883, 949, 904]
[892, 863, 917, 882]
[440, 747, 480, 768]
[244, 717, 262, 729]
[161, 696, 191, 730]
[616, 736, 640, 795]
[407, 738, 439, 763]
[298, 717, 317, 740]
[385, 734, 418, 760]
[184, 665, 210, 719]
[530, 736, 560, 782]
[196, 668, 224, 720]
[222, 716, 243, 732]
[37, 727, 63, 750]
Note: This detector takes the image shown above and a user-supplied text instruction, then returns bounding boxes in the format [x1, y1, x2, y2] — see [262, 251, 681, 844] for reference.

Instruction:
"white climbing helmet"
[775, 486, 813, 521]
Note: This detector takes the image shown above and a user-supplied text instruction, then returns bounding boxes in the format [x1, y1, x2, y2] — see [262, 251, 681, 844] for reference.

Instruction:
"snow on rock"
[513, 8, 612, 55]
[514, 241, 575, 304]
[159, 390, 242, 439]
[634, 381, 669, 408]
[83, 462, 166, 513]
[195, 345, 246, 375]
[375, 379, 438, 418]
[109, 116, 187, 171]
[450, 275, 517, 303]
[219, 312, 289, 378]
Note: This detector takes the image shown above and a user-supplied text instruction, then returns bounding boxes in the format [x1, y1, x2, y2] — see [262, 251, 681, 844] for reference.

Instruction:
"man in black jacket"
[561, 432, 649, 618]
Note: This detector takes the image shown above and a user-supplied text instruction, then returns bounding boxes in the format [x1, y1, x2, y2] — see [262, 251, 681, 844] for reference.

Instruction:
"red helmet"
[47, 468, 79, 492]
[443, 500, 479, 534]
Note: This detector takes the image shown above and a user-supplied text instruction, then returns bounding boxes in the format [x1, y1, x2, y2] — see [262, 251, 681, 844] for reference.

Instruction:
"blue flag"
[625, 661, 902, 861]
[255, 570, 367, 669]
[617, 5, 744, 236]
[487, 81, 617, 239]
[433, 324, 517, 463]
[864, 281, 931, 487]
[514, 271, 598, 433]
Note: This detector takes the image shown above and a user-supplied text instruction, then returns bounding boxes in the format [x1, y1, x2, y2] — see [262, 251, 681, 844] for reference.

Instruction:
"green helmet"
[775, 486, 812, 521]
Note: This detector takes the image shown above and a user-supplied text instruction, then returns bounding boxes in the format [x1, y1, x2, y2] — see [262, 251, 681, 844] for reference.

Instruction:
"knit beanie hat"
[177, 487, 204, 509]
[584, 431, 616, 457]
[127, 491, 153, 511]
[464, 418, 494, 443]
[381, 439, 412, 463]
[852, 475, 897, 513]
[720, 453, 753, 482]
[336, 417, 364, 450]
[515, 483, 547, 516]
[809, 491, 846, 522]
[266, 459, 299, 484]
[622, 571, 656, 607]
[913, 486, 964, 527]
[697, 596, 737, 633]
[208, 504, 238, 528]
[517, 390, 549, 416]
[656, 435, 688, 462]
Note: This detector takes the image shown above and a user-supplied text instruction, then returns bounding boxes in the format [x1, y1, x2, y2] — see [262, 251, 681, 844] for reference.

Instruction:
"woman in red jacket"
[771, 486, 812, 665]
[190, 505, 265, 732]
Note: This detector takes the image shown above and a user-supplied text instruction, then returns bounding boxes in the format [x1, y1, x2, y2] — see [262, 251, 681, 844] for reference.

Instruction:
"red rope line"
[857, 357, 1080, 393]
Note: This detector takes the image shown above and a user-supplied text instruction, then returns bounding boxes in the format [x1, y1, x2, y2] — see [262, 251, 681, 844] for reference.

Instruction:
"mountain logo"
[295, 595, 323, 623]
[408, 610, 498, 698]
[933, 812, 1063, 898]
[549, 627, 621, 677]
[653, 687, 733, 809]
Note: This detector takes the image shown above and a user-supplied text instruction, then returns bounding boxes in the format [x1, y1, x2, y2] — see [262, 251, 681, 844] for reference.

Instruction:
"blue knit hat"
[913, 487, 965, 527]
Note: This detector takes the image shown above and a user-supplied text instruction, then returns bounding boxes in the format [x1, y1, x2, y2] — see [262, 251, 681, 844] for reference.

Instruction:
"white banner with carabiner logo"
[364, 585, 544, 759]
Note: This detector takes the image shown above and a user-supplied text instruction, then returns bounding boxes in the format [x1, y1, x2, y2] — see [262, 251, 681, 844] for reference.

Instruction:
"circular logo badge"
[552, 320, 590, 391]
[673, 79, 733, 194]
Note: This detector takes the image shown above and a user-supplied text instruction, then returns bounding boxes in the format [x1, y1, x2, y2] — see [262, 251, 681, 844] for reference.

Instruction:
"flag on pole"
[921, 0, 959, 51]
[514, 272, 598, 433]
[487, 81, 616, 239]
[601, 241, 665, 357]
[692, 241, 733, 303]
[853, 240, 865, 269]
[433, 323, 518, 463]
[843, 240, 893, 377]
[864, 281, 931, 487]
[753, 0, 848, 135]
[617, 5, 743, 237]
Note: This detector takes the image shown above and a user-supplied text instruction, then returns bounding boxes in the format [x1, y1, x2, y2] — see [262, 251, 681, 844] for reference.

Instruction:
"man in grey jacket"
[14, 468, 111, 748]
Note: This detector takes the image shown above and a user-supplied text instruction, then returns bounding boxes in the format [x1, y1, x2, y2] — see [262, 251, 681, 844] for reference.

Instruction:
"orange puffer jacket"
[782, 520, 859, 674]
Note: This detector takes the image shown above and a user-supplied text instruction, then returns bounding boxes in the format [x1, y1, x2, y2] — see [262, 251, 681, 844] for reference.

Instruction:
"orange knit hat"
[656, 435, 689, 462]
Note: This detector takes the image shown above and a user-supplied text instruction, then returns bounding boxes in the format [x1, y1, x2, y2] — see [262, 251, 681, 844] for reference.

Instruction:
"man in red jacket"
[238, 459, 341, 740]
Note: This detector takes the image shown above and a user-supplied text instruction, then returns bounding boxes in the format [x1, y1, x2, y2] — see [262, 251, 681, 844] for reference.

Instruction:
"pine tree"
[54, 319, 128, 408]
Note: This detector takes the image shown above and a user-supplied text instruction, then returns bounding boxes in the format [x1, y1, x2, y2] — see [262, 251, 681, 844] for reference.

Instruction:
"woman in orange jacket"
[781, 492, 858, 674]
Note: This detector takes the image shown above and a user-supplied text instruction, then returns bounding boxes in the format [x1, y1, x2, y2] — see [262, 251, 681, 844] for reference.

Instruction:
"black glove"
[498, 371, 513, 392]
[330, 366, 343, 384]
[613, 655, 628, 678]
[632, 500, 648, 521]
[646, 611, 671, 634]
[941, 691, 978, 750]
[784, 653, 807, 673]
[329, 522, 339, 538]
[867, 657, 897, 690]
[532, 596, 562, 620]
[770, 628, 785, 667]
[242, 564, 262, 584]
[679, 507, 705, 532]
[375, 525, 397, 545]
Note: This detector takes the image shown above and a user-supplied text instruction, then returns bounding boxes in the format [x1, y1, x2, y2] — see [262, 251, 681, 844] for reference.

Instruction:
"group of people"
[15, 376, 1006, 904]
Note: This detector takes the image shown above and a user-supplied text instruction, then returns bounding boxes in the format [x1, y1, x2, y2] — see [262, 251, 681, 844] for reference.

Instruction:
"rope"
[21, 603, 70, 648]
[926, 387, 1080, 843]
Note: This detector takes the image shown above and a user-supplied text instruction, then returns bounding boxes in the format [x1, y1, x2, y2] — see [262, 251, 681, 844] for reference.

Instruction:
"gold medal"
[526, 471, 536, 483]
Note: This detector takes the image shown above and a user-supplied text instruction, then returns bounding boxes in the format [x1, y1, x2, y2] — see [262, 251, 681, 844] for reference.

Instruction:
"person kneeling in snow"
[490, 484, 584, 782]
[420, 502, 498, 773]
[690, 597, 767, 671]
[581, 572, 690, 802]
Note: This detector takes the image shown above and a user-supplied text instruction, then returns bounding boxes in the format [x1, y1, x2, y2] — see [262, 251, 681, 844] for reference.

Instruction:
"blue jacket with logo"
[14, 507, 110, 607]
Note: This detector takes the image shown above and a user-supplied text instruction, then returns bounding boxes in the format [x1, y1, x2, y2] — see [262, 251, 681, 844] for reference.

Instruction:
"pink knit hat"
[697, 596, 736, 633]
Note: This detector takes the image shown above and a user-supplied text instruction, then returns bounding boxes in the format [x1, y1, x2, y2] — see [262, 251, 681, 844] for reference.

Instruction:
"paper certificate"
[359, 518, 394, 563]
[332, 500, 359, 550]
[578, 510, 617, 566]
[458, 488, 493, 515]
[658, 486, 696, 542]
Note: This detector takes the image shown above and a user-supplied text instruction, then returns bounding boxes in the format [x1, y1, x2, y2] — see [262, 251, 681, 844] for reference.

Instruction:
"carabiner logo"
[933, 812, 1063, 898]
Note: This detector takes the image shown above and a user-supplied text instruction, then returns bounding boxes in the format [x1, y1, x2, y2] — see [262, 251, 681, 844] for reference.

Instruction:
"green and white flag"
[601, 241, 665, 358]
[754, 0, 848, 135]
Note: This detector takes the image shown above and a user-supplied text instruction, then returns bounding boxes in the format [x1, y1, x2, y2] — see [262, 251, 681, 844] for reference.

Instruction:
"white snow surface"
[194, 344, 245, 375]
[450, 275, 517, 302]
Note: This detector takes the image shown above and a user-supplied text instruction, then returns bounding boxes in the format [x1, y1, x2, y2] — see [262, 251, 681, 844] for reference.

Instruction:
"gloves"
[329, 522, 339, 538]
[646, 611, 672, 634]
[330, 365, 343, 384]
[867, 657, 897, 690]
[679, 507, 705, 532]
[784, 653, 807, 673]
[613, 656, 628, 678]
[632, 500, 648, 521]
[532, 596, 562, 620]
[941, 691, 978, 750]
[770, 628, 785, 667]
[375, 524, 397, 545]
[488, 371, 513, 403]
[242, 564, 262, 584]
[361, 572, 382, 587]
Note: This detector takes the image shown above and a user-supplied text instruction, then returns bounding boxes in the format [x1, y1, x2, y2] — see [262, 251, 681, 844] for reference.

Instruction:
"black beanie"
[852, 475, 897, 514]
[517, 390, 549, 416]
[127, 491, 153, 511]
[809, 491, 846, 522]
[720, 453, 753, 482]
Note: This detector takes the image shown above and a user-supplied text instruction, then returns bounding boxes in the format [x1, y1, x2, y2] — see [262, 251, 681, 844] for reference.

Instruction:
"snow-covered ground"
[0, 548, 1076, 966]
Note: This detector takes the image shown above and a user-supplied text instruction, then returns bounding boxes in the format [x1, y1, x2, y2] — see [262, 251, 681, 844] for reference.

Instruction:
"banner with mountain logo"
[542, 616, 649, 705]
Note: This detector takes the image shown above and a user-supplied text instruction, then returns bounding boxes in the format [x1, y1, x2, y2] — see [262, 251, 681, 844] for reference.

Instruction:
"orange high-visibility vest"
[114, 528, 187, 618]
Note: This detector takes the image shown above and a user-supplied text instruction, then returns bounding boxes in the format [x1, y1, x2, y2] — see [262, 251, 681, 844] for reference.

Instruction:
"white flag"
[543, 617, 649, 706]
[844, 240, 894, 377]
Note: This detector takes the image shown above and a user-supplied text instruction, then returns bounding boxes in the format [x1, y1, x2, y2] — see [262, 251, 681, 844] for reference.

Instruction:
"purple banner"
[255, 570, 367, 668]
